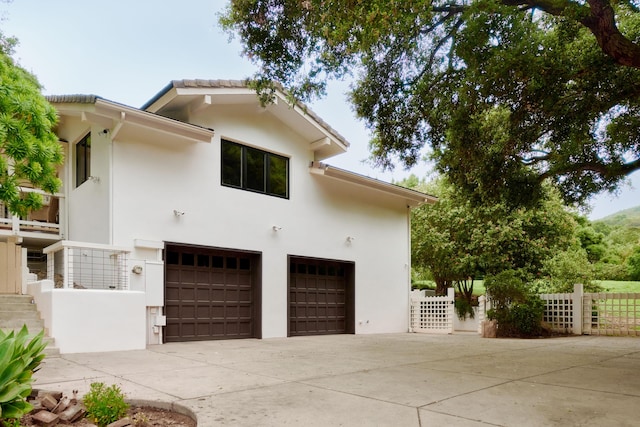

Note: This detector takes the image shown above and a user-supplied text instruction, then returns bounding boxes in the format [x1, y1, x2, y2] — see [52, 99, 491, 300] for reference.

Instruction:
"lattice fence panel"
[410, 290, 454, 334]
[540, 293, 574, 333]
[583, 293, 640, 336]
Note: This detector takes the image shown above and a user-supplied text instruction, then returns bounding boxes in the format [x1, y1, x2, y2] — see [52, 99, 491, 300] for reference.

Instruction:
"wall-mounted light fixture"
[132, 265, 143, 274]
[173, 210, 185, 217]
[272, 225, 282, 232]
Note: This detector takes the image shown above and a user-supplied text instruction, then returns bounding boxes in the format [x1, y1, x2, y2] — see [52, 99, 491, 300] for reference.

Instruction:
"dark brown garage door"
[164, 244, 260, 342]
[289, 257, 354, 336]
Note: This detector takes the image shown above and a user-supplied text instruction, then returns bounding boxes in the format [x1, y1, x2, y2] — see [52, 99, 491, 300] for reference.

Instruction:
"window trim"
[221, 139, 289, 199]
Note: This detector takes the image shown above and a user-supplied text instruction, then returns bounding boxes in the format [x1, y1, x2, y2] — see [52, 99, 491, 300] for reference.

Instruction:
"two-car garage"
[163, 243, 354, 342]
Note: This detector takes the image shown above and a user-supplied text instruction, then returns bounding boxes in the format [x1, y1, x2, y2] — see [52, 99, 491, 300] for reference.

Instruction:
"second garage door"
[289, 257, 355, 336]
[164, 244, 261, 342]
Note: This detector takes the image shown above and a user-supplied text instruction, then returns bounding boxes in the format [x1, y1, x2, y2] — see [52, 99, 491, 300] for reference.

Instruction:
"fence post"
[447, 287, 455, 334]
[477, 295, 485, 335]
[573, 283, 583, 335]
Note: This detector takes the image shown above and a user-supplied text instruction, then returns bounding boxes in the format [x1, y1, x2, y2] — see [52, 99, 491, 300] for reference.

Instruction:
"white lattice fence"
[583, 293, 640, 336]
[540, 292, 577, 334]
[410, 287, 454, 334]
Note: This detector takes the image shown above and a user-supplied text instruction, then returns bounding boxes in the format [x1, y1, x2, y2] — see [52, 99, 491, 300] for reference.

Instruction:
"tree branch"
[540, 157, 640, 180]
[505, 0, 640, 68]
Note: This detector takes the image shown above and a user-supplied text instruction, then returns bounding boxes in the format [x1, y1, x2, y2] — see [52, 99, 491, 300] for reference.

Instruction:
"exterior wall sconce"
[173, 210, 185, 217]
[132, 265, 143, 274]
[272, 225, 282, 232]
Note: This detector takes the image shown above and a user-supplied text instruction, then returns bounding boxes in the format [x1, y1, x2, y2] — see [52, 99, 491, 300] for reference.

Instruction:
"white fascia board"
[143, 87, 179, 113]
[94, 99, 214, 143]
[175, 87, 257, 97]
[273, 90, 349, 152]
[310, 162, 438, 206]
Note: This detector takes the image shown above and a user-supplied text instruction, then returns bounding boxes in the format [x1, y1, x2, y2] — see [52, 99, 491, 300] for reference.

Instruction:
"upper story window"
[221, 139, 289, 198]
[75, 133, 91, 187]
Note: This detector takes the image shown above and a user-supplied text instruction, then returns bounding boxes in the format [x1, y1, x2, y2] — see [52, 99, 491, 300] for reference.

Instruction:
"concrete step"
[1, 319, 46, 332]
[0, 302, 38, 311]
[0, 310, 42, 321]
[0, 294, 34, 304]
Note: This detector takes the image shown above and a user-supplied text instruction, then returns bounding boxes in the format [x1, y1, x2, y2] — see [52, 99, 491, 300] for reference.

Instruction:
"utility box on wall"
[145, 261, 164, 306]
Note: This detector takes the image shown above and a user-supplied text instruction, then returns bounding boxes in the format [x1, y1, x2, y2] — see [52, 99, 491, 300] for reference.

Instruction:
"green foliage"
[628, 248, 640, 281]
[410, 178, 576, 294]
[454, 297, 475, 320]
[485, 270, 545, 337]
[533, 247, 597, 293]
[83, 382, 129, 427]
[509, 298, 545, 336]
[0, 33, 63, 216]
[0, 326, 47, 422]
[222, 0, 640, 206]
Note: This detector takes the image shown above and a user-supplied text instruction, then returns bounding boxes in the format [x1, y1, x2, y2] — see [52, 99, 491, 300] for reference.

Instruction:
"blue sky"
[2, 0, 638, 219]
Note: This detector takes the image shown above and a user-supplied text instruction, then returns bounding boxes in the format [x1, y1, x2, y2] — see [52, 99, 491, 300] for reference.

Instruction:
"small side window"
[75, 133, 91, 187]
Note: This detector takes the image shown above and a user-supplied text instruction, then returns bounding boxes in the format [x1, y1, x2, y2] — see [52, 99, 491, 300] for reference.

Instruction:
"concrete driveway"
[34, 333, 640, 426]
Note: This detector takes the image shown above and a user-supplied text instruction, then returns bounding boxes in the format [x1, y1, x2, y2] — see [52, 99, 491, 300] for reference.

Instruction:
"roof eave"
[310, 162, 438, 207]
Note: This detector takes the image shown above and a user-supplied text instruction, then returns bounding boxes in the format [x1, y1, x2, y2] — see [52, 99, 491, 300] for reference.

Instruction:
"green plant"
[509, 297, 545, 336]
[454, 298, 475, 320]
[485, 270, 546, 337]
[0, 326, 47, 423]
[83, 382, 129, 426]
[132, 411, 149, 426]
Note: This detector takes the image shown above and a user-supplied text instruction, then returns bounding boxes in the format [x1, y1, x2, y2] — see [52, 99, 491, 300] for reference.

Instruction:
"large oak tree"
[221, 0, 640, 205]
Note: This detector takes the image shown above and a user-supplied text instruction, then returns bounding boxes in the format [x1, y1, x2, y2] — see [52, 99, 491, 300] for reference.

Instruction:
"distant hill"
[595, 205, 640, 228]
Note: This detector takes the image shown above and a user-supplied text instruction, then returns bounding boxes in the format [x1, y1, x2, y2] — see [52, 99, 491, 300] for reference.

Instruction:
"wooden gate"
[0, 238, 22, 294]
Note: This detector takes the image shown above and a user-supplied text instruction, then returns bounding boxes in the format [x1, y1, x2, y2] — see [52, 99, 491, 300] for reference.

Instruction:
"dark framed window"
[221, 139, 289, 198]
[75, 133, 91, 187]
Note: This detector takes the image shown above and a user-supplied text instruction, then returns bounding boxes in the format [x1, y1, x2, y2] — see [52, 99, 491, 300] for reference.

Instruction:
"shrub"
[509, 297, 545, 335]
[83, 382, 129, 426]
[485, 270, 545, 337]
[454, 297, 475, 320]
[0, 326, 47, 424]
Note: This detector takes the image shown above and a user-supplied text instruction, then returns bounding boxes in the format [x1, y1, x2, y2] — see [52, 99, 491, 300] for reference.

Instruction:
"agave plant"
[0, 325, 47, 421]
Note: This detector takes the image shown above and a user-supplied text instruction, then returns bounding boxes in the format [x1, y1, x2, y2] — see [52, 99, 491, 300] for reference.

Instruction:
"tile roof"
[46, 94, 100, 104]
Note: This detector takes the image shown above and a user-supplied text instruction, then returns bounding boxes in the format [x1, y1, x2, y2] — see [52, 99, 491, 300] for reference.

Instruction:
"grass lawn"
[595, 281, 640, 293]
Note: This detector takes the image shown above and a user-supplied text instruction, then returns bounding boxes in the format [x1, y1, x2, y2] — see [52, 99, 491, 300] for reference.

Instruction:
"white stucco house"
[3, 80, 436, 353]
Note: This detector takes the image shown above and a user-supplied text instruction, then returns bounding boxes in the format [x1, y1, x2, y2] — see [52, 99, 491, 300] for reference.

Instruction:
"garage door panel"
[180, 287, 196, 301]
[211, 289, 226, 301]
[238, 289, 252, 301]
[196, 306, 210, 318]
[180, 270, 195, 283]
[196, 288, 210, 301]
[165, 245, 258, 342]
[196, 270, 210, 283]
[166, 269, 180, 281]
[289, 257, 352, 336]
[181, 305, 195, 318]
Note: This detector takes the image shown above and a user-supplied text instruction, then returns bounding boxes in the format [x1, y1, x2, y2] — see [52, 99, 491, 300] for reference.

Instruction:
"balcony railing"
[0, 192, 62, 236]
[43, 241, 131, 290]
